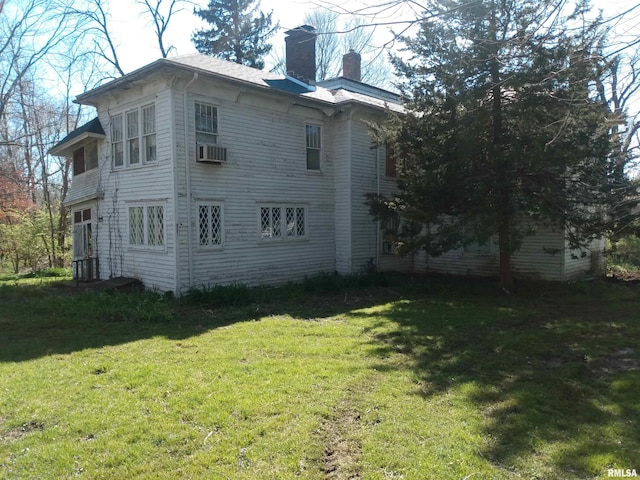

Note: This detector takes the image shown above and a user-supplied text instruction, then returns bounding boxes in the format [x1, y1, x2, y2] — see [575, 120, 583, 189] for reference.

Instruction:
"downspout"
[347, 110, 353, 273]
[169, 80, 179, 293]
[376, 144, 381, 271]
[183, 72, 198, 289]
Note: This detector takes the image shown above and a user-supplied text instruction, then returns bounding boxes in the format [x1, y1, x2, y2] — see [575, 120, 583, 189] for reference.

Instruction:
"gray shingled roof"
[76, 53, 404, 114]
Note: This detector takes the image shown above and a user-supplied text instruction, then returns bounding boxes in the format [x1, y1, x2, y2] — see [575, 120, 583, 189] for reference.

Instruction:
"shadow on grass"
[0, 272, 399, 363]
[357, 278, 640, 477]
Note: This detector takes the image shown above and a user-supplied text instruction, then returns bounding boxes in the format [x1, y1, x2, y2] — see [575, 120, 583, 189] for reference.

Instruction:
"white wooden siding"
[177, 79, 336, 288]
[348, 113, 380, 273]
[95, 84, 177, 291]
[333, 113, 352, 274]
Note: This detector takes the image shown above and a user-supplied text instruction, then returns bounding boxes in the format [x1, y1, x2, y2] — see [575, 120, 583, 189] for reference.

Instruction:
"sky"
[96, 0, 638, 89]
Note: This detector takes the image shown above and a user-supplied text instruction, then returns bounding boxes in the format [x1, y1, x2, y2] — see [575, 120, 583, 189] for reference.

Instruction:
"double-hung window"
[259, 204, 306, 241]
[198, 203, 223, 247]
[195, 102, 217, 145]
[111, 115, 124, 167]
[111, 103, 156, 168]
[143, 105, 157, 163]
[128, 204, 165, 248]
[127, 110, 140, 165]
[306, 124, 321, 170]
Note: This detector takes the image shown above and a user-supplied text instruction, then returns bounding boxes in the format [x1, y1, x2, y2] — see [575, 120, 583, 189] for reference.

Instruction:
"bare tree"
[138, 0, 192, 58]
[301, 8, 394, 88]
[69, 0, 125, 77]
[0, 0, 79, 120]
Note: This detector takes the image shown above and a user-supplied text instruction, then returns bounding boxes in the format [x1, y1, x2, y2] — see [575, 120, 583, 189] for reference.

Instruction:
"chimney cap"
[285, 25, 316, 36]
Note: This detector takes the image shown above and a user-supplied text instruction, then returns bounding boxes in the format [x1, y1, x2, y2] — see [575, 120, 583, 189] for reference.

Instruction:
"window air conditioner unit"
[196, 143, 227, 163]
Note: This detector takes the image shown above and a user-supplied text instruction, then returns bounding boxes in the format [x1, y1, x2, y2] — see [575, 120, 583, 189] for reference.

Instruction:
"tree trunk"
[498, 216, 514, 292]
[489, 2, 513, 292]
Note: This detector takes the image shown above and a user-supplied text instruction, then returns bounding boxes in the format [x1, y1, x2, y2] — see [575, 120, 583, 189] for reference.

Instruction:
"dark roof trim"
[49, 117, 105, 156]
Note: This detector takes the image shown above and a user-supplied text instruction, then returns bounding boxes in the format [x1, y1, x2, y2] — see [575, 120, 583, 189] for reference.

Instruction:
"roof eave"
[49, 132, 105, 156]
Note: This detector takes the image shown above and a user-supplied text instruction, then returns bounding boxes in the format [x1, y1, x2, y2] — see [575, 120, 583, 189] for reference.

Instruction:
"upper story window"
[385, 144, 397, 178]
[195, 102, 218, 145]
[111, 103, 156, 169]
[72, 141, 98, 176]
[306, 124, 321, 170]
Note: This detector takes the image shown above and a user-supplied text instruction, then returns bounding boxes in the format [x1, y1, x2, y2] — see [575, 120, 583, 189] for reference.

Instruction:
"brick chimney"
[285, 25, 317, 84]
[342, 50, 361, 82]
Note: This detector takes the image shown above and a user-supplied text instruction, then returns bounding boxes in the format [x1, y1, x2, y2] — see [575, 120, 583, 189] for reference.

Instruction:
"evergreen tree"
[192, 0, 278, 69]
[367, 0, 632, 291]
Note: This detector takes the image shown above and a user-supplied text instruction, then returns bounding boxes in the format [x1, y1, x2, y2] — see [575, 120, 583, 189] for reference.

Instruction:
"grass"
[1, 274, 639, 479]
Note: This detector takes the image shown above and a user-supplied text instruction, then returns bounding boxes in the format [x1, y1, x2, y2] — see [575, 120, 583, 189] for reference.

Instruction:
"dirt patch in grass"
[589, 348, 639, 375]
[1, 420, 44, 441]
[319, 387, 367, 479]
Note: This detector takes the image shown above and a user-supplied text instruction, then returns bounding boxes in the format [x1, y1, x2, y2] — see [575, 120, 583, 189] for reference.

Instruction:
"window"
[198, 204, 223, 247]
[195, 102, 218, 145]
[127, 110, 140, 165]
[381, 214, 402, 255]
[260, 205, 306, 240]
[111, 103, 156, 168]
[385, 144, 397, 178]
[306, 124, 321, 170]
[128, 204, 165, 248]
[72, 208, 92, 259]
[72, 142, 98, 176]
[111, 115, 124, 167]
[143, 105, 157, 163]
[464, 240, 493, 255]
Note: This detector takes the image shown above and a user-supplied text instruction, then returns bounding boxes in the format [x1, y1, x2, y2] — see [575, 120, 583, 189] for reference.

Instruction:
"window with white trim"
[111, 103, 156, 168]
[259, 205, 306, 240]
[128, 204, 165, 248]
[143, 105, 157, 163]
[198, 203, 223, 247]
[306, 124, 321, 170]
[112, 115, 124, 167]
[195, 102, 218, 144]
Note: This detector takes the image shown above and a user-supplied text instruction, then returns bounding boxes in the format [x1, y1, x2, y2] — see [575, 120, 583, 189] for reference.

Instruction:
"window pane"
[306, 125, 320, 148]
[111, 115, 123, 141]
[306, 149, 320, 170]
[85, 142, 98, 171]
[199, 205, 209, 246]
[129, 207, 144, 245]
[286, 207, 295, 236]
[195, 103, 217, 133]
[147, 206, 164, 246]
[127, 111, 139, 138]
[113, 142, 124, 167]
[112, 115, 124, 167]
[272, 207, 281, 237]
[73, 147, 85, 176]
[260, 207, 271, 238]
[211, 205, 222, 245]
[296, 208, 305, 236]
[143, 105, 155, 134]
[385, 145, 397, 177]
[129, 138, 140, 164]
[145, 134, 157, 162]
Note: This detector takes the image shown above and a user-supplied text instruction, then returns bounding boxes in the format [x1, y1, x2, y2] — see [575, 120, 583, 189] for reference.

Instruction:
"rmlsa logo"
[608, 469, 638, 478]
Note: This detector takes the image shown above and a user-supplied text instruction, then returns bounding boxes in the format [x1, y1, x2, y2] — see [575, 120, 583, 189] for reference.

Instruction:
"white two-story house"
[51, 26, 603, 292]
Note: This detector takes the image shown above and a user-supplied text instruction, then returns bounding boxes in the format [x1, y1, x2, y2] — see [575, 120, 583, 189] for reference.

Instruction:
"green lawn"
[1, 275, 638, 479]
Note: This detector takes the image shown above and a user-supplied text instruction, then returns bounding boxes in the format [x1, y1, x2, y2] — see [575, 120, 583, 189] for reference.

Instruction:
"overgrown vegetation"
[1, 274, 639, 479]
